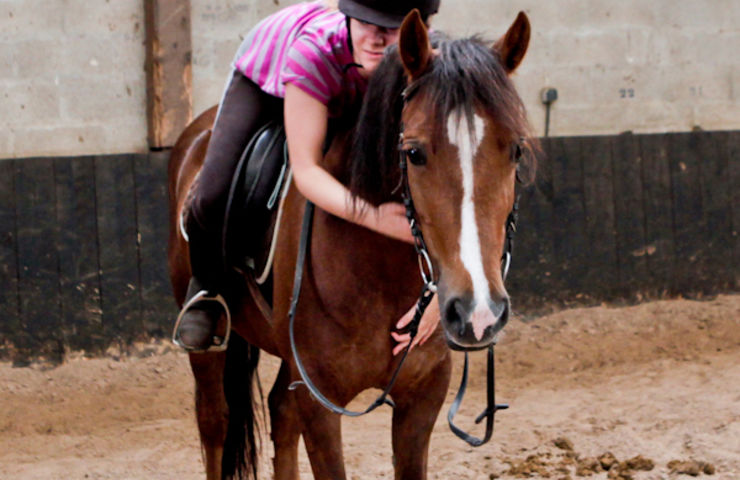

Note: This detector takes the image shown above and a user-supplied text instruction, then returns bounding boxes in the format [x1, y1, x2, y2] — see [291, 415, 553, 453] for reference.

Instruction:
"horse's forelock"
[428, 37, 534, 150]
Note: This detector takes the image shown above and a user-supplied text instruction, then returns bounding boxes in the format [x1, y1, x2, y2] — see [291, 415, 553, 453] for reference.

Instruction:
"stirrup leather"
[172, 290, 231, 353]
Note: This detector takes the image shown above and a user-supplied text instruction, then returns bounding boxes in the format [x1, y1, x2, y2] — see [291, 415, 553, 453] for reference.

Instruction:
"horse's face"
[401, 104, 518, 349]
[398, 10, 531, 350]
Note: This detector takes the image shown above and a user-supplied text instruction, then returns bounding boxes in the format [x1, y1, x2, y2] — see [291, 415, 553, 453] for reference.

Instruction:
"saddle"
[222, 121, 291, 292]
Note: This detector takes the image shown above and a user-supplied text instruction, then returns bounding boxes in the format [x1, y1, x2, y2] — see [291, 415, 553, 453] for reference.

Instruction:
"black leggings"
[188, 71, 283, 286]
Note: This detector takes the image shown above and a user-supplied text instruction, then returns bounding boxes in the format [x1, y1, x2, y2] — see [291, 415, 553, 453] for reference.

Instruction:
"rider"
[176, 0, 441, 355]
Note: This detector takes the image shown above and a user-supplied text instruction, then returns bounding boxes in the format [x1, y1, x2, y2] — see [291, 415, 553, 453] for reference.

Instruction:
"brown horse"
[168, 10, 534, 480]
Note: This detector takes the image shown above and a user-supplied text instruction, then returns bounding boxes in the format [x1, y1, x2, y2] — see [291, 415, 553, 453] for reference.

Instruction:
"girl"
[176, 0, 441, 355]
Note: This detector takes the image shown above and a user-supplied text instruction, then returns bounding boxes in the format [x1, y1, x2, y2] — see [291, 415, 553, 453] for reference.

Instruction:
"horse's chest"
[308, 212, 419, 320]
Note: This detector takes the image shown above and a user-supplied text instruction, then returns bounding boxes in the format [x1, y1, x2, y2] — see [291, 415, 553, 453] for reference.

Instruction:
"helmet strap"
[345, 16, 354, 55]
[342, 16, 363, 72]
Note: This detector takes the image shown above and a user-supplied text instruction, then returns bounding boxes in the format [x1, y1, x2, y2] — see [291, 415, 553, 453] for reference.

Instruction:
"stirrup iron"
[172, 290, 231, 353]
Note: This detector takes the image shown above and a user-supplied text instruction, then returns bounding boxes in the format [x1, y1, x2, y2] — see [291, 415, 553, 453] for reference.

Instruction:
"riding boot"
[172, 213, 232, 353]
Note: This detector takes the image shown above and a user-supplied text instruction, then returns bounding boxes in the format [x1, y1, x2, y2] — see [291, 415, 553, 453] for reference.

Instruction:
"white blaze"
[448, 112, 499, 341]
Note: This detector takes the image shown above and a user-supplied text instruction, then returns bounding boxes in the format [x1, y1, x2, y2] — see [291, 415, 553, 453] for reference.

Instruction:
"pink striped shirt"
[234, 1, 366, 117]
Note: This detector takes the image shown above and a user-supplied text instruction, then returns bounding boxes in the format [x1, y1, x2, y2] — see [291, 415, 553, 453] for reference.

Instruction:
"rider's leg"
[175, 70, 282, 351]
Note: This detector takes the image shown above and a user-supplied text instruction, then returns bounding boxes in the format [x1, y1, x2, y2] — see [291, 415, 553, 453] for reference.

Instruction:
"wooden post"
[145, 0, 193, 149]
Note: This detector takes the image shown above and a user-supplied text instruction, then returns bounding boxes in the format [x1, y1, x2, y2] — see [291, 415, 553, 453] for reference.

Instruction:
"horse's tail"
[222, 333, 263, 480]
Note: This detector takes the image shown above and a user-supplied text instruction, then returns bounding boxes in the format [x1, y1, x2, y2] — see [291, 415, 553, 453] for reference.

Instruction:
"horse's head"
[396, 10, 534, 350]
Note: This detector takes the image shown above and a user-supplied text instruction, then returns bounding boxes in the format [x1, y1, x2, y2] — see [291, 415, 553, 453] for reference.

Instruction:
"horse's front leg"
[269, 361, 303, 480]
[293, 386, 347, 479]
[391, 357, 451, 480]
[189, 351, 228, 480]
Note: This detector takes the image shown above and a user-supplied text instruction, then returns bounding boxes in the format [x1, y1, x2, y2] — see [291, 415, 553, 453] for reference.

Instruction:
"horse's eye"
[406, 147, 427, 166]
[511, 142, 523, 163]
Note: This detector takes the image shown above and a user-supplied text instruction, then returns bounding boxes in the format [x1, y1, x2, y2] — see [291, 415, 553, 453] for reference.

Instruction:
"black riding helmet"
[338, 0, 440, 29]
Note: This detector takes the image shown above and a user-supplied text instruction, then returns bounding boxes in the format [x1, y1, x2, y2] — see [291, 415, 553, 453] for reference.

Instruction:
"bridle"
[288, 82, 522, 446]
[396, 84, 520, 445]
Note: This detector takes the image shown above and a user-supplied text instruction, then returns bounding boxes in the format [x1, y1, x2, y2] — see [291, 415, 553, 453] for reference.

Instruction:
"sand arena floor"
[0, 294, 738, 479]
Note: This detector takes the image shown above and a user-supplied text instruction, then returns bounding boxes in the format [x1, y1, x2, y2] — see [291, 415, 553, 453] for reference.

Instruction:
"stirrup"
[172, 290, 231, 353]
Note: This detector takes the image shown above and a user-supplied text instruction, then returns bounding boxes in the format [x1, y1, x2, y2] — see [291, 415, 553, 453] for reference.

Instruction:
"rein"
[287, 85, 520, 446]
[288, 201, 408, 416]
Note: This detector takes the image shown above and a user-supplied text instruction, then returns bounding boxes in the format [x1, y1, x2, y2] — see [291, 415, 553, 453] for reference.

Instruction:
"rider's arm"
[284, 83, 413, 243]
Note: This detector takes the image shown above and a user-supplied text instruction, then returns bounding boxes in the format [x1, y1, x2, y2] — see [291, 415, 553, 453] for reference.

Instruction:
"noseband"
[287, 84, 522, 446]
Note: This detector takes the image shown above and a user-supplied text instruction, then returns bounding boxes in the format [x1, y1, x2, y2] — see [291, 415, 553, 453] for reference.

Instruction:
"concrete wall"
[453, 0, 740, 137]
[2, 0, 739, 158]
[1, 0, 148, 158]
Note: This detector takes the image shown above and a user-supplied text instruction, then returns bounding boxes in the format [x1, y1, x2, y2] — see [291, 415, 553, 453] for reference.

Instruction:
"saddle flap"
[223, 121, 288, 280]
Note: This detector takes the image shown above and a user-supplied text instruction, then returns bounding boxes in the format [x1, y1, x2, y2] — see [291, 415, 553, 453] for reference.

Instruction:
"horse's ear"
[493, 11, 531, 74]
[399, 9, 432, 80]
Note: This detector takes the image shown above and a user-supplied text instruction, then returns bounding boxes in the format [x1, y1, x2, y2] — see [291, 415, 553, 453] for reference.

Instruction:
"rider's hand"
[364, 202, 414, 244]
[391, 296, 440, 355]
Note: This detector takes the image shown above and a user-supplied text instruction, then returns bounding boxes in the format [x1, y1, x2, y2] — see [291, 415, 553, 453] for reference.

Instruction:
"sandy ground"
[0, 294, 738, 480]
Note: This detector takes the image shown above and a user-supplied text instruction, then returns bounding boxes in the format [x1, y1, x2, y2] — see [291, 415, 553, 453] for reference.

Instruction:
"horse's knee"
[268, 392, 284, 425]
[269, 386, 297, 438]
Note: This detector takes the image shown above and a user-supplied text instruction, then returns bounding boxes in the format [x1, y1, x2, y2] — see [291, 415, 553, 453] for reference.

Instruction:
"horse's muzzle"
[441, 295, 509, 351]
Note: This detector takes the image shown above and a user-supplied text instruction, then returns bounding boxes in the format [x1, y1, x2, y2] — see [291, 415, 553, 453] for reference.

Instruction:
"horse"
[168, 10, 535, 480]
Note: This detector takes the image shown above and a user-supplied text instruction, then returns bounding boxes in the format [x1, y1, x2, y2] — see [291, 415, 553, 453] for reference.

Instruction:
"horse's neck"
[309, 203, 421, 333]
[321, 128, 353, 185]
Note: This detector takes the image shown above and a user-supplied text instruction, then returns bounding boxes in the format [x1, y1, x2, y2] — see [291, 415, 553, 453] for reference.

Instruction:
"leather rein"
[288, 85, 520, 446]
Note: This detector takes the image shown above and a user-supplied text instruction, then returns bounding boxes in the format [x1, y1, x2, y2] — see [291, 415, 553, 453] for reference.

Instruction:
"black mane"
[348, 33, 536, 207]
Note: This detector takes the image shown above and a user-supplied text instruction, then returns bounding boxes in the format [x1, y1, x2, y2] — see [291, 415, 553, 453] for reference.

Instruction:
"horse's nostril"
[445, 298, 468, 336]
[497, 297, 510, 328]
